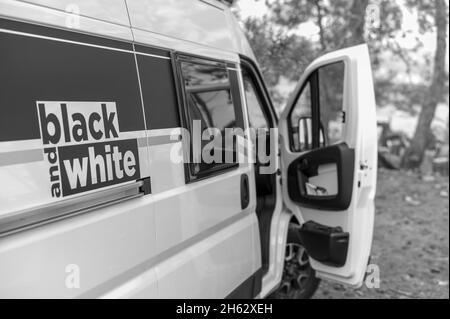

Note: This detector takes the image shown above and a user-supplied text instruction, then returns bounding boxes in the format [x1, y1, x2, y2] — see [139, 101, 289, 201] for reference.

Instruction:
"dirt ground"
[313, 168, 449, 299]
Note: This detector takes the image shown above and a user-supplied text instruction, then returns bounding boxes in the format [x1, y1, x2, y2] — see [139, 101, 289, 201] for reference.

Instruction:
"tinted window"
[182, 62, 236, 131]
[242, 72, 268, 129]
[290, 82, 312, 152]
[288, 62, 346, 152]
[318, 62, 345, 145]
[179, 58, 241, 179]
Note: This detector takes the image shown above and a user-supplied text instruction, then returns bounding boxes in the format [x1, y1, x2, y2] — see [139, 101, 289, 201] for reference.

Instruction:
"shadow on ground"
[313, 168, 449, 299]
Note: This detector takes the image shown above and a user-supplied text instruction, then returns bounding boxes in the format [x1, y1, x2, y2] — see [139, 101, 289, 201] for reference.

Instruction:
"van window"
[288, 62, 345, 152]
[242, 71, 269, 129]
[178, 57, 241, 180]
[290, 82, 312, 152]
[318, 62, 345, 145]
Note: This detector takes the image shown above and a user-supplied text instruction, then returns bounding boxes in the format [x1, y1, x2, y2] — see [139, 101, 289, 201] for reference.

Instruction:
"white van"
[0, 0, 377, 299]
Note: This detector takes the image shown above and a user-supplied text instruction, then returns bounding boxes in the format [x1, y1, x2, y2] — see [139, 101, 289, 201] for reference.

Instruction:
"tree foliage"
[235, 0, 448, 168]
[237, 0, 407, 108]
[402, 0, 448, 168]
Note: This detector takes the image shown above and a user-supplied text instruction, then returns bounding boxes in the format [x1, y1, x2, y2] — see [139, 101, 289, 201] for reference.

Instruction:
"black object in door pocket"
[298, 220, 349, 267]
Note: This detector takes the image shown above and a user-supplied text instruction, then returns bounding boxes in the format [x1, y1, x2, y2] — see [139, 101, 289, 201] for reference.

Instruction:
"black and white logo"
[37, 101, 140, 197]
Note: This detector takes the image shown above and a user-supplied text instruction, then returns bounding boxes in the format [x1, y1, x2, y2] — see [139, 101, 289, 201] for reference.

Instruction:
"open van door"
[279, 44, 377, 286]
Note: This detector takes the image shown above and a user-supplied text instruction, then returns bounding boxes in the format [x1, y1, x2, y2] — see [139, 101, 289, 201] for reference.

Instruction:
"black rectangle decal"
[0, 29, 144, 142]
[137, 54, 181, 130]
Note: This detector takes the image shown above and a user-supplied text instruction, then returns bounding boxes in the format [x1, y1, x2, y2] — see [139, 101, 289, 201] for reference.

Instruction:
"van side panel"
[18, 0, 131, 26]
[0, 19, 148, 215]
[147, 53, 261, 297]
[0, 18, 157, 298]
[0, 0, 133, 42]
[126, 0, 235, 52]
[0, 198, 159, 298]
[153, 168, 259, 298]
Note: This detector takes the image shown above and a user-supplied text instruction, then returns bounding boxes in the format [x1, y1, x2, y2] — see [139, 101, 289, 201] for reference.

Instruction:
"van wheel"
[269, 224, 321, 299]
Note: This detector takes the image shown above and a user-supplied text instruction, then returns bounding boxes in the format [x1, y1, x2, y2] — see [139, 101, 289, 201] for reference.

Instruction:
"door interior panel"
[287, 142, 355, 211]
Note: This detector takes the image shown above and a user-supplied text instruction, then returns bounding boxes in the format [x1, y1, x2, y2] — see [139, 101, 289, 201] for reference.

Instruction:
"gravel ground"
[313, 168, 449, 299]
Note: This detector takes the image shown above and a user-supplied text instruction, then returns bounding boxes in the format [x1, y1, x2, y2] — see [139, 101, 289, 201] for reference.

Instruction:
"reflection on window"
[291, 82, 312, 152]
[180, 59, 239, 178]
[243, 72, 268, 130]
[288, 62, 345, 152]
[298, 117, 313, 151]
[318, 62, 345, 145]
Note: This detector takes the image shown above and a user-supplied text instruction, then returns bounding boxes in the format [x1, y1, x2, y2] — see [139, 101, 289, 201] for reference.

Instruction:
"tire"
[268, 224, 321, 299]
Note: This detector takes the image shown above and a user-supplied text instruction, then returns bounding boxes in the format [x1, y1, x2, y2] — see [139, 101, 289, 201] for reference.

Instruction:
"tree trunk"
[402, 0, 448, 169]
[345, 0, 369, 47]
[314, 0, 327, 52]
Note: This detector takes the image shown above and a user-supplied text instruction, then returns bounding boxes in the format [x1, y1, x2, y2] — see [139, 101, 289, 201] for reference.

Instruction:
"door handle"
[240, 174, 250, 209]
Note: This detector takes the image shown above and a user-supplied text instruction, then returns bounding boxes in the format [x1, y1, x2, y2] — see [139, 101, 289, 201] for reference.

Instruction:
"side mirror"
[297, 117, 326, 151]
